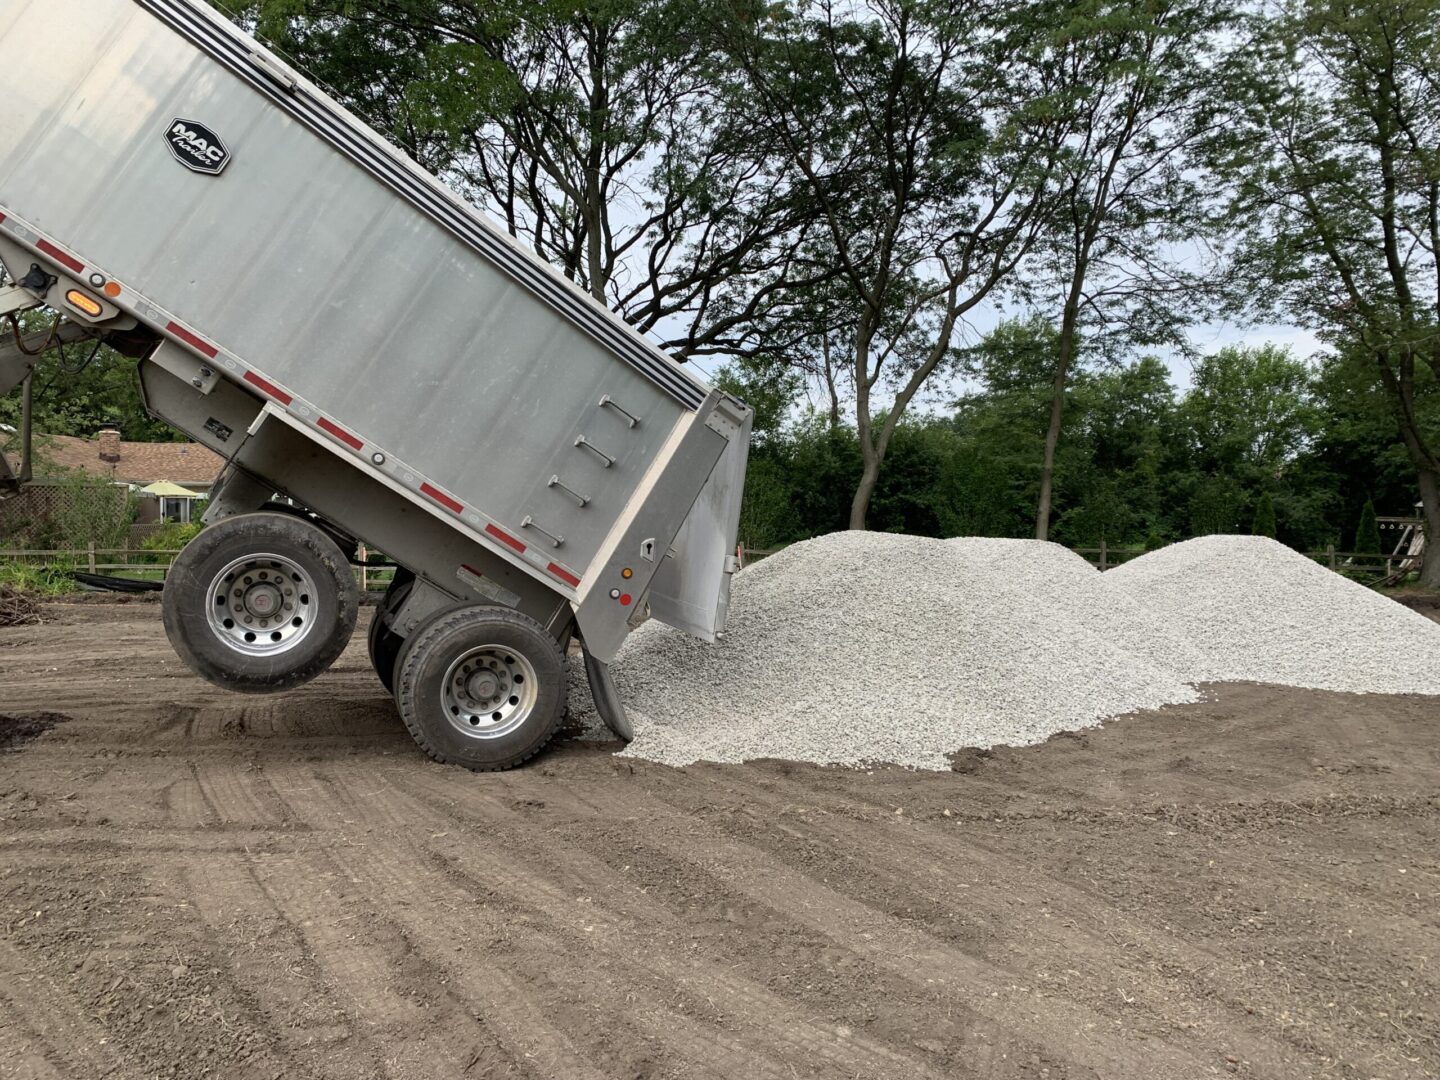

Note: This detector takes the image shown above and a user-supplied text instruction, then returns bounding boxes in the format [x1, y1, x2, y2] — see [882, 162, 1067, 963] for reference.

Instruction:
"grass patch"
[0, 561, 77, 596]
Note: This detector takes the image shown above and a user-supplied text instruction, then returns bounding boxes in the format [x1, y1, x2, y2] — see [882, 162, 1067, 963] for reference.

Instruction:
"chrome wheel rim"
[442, 645, 538, 740]
[204, 552, 318, 656]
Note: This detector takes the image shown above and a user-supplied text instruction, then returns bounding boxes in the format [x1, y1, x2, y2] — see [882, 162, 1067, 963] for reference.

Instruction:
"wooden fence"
[0, 545, 183, 574]
[0, 544, 396, 588]
[0, 540, 1418, 587]
[739, 540, 1418, 581]
[1073, 541, 1413, 578]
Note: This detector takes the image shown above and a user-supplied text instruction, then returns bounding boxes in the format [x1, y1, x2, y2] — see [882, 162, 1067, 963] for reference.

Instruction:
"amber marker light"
[102, 281, 122, 298]
[65, 289, 104, 317]
[621, 567, 633, 579]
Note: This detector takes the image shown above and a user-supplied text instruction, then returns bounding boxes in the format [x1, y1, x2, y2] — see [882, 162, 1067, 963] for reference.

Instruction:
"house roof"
[4, 432, 225, 486]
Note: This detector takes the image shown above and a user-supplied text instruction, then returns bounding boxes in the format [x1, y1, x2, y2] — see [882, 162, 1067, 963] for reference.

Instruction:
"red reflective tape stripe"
[242, 368, 291, 403]
[0, 213, 7, 224]
[420, 482, 462, 514]
[317, 416, 362, 451]
[165, 321, 220, 360]
[485, 522, 526, 553]
[547, 562, 580, 588]
[461, 564, 484, 578]
[36, 239, 83, 274]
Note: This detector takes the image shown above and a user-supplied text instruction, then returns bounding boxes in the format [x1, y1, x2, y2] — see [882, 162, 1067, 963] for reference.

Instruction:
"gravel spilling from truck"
[570, 532, 1440, 769]
[575, 532, 1202, 769]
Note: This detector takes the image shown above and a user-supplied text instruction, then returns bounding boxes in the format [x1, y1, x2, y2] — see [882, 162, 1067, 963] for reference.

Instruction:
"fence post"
[1099, 540, 1108, 572]
[359, 544, 368, 592]
[87, 541, 96, 573]
[1327, 543, 1336, 571]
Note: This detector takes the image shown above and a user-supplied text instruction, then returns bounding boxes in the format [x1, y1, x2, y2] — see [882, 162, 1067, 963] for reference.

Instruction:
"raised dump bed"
[0, 0, 752, 769]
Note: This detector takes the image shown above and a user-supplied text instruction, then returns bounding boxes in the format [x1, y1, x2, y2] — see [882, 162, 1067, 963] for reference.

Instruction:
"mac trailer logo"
[164, 118, 230, 175]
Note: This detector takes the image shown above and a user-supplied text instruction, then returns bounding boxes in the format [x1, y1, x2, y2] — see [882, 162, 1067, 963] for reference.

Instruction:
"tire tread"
[395, 606, 565, 771]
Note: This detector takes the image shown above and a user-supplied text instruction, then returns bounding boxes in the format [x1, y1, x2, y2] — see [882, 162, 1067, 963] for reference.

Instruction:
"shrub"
[1354, 500, 1381, 555]
[142, 521, 203, 552]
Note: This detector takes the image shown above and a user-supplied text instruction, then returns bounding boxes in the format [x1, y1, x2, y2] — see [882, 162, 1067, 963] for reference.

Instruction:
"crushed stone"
[571, 532, 1199, 769]
[569, 532, 1440, 770]
[1105, 534, 1440, 695]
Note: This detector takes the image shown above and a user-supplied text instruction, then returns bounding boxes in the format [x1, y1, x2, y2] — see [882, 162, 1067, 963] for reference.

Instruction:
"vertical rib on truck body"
[0, 0, 752, 767]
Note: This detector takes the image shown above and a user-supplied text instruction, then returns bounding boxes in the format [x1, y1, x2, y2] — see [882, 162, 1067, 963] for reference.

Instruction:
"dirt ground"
[2, 600, 1438, 1080]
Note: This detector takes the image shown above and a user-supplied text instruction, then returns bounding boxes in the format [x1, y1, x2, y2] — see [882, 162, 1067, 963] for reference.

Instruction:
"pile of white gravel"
[1106, 534, 1440, 695]
[569, 531, 1440, 770]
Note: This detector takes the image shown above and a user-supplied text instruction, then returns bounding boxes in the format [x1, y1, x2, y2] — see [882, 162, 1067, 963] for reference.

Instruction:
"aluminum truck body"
[0, 0, 752, 767]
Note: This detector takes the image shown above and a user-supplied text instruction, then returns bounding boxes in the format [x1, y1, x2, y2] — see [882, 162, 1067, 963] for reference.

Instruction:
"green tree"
[712, 356, 802, 447]
[1354, 499, 1381, 555]
[1175, 344, 1319, 541]
[1301, 341, 1437, 545]
[1180, 345, 1319, 477]
[1251, 491, 1277, 537]
[1019, 0, 1234, 540]
[1062, 355, 1180, 544]
[718, 0, 1070, 529]
[237, 0, 822, 359]
[1210, 0, 1440, 584]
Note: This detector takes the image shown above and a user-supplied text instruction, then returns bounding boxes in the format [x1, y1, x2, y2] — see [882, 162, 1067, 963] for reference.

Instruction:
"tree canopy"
[2, 0, 1435, 581]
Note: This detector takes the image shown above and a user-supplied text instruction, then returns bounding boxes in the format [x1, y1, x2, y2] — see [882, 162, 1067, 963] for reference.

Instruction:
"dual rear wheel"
[392, 605, 566, 770]
[368, 571, 567, 769]
[163, 512, 566, 770]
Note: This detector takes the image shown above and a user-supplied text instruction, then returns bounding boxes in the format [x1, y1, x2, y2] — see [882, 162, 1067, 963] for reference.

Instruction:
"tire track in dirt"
[0, 1016, 68, 1080]
[164, 761, 220, 828]
[659, 770, 1362, 1072]
[0, 938, 135, 1080]
[322, 840, 621, 1080]
[2, 858, 303, 1080]
[682, 777, 1330, 1073]
[273, 766, 950, 1077]
[335, 763, 1027, 1076]
[178, 852, 381, 1079]
[276, 771, 811, 1078]
[725, 757, 1440, 1076]
[382, 772, 1091, 1077]
[747, 757, 1440, 977]
[423, 829, 967, 1080]
[192, 762, 293, 828]
[565, 785, 1220, 1080]
[253, 756, 648, 1077]
[245, 848, 502, 1078]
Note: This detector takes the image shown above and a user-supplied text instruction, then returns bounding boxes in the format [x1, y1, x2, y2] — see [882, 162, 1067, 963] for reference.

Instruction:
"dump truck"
[0, 0, 752, 769]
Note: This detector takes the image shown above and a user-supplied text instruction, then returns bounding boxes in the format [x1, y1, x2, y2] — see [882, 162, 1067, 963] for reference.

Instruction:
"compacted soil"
[1, 600, 1437, 1080]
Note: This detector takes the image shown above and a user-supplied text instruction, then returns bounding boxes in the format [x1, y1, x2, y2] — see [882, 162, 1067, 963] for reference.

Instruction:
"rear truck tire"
[367, 569, 415, 695]
[395, 605, 566, 771]
[162, 511, 358, 693]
